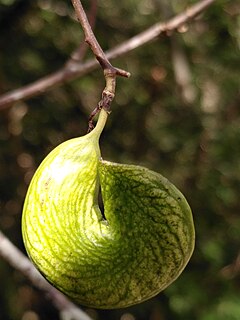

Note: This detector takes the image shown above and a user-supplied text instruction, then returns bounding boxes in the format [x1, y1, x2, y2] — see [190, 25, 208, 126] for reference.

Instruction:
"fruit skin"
[22, 110, 195, 309]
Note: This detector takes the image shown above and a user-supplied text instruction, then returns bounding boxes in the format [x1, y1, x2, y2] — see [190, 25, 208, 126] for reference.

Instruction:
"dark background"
[0, 0, 240, 319]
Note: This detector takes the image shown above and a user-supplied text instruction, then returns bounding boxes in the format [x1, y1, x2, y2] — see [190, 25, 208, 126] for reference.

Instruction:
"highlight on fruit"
[22, 109, 195, 309]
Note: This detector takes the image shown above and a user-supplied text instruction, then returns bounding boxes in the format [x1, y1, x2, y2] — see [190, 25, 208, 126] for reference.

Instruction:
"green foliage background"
[0, 0, 240, 319]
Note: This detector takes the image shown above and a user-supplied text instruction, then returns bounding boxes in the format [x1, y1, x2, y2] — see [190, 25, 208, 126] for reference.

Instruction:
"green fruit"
[22, 109, 195, 309]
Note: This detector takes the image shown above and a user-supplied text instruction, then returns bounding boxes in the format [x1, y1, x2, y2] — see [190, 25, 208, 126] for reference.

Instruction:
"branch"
[71, 0, 130, 131]
[71, 0, 129, 79]
[0, 0, 215, 111]
[69, 0, 98, 63]
[220, 251, 240, 279]
[0, 230, 93, 320]
[156, 0, 197, 104]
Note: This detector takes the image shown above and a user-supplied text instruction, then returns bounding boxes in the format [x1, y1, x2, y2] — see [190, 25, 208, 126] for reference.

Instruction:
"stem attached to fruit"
[88, 108, 108, 138]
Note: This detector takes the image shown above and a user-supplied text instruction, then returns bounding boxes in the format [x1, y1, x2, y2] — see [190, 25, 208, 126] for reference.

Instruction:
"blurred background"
[0, 0, 240, 319]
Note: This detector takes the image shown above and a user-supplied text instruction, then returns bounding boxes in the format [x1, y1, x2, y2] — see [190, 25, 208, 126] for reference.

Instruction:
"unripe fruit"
[22, 109, 195, 309]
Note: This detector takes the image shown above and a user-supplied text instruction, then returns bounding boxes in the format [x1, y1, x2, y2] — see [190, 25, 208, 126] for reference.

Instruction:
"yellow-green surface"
[22, 109, 195, 309]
